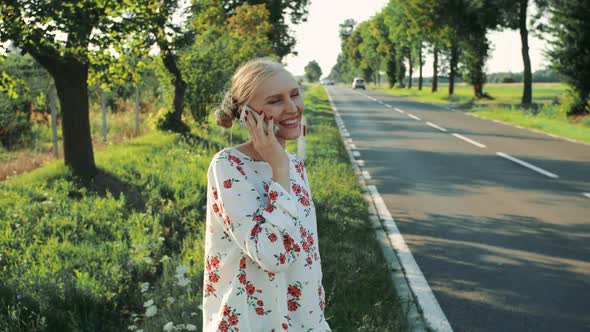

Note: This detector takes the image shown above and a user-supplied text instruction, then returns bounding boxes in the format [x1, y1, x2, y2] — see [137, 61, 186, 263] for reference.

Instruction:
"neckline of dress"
[228, 146, 268, 164]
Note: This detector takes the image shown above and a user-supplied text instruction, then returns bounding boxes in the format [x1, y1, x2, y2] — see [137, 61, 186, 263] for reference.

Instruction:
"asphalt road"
[324, 86, 590, 332]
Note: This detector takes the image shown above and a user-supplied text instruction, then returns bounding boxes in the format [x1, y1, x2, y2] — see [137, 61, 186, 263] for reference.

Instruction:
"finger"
[256, 111, 266, 135]
[268, 116, 275, 137]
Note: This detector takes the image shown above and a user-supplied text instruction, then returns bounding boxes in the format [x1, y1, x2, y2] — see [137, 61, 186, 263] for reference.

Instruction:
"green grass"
[469, 105, 590, 144]
[304, 84, 409, 332]
[0, 86, 408, 331]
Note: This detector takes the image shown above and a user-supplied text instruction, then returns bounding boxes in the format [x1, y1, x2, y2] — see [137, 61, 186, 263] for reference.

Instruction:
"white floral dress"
[202, 147, 331, 332]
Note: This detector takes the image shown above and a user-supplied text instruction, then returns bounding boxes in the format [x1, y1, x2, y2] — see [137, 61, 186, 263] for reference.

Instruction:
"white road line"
[452, 133, 487, 148]
[352, 150, 361, 158]
[426, 122, 448, 132]
[349, 143, 357, 150]
[408, 114, 422, 121]
[367, 185, 454, 332]
[356, 159, 365, 167]
[385, 104, 393, 108]
[497, 152, 559, 179]
[395, 108, 405, 114]
[583, 193, 590, 199]
[346, 138, 353, 143]
[362, 170, 372, 180]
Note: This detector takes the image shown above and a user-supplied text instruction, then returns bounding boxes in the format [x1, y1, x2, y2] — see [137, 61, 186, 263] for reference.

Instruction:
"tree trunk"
[449, 42, 458, 96]
[519, 0, 532, 106]
[53, 60, 96, 177]
[160, 45, 187, 124]
[418, 44, 423, 91]
[408, 52, 413, 89]
[432, 45, 438, 92]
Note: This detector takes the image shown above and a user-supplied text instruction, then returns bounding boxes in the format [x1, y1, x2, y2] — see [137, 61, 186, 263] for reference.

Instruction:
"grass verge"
[304, 84, 408, 331]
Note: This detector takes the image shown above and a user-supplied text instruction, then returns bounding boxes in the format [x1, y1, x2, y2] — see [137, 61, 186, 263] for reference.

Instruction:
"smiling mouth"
[279, 117, 298, 126]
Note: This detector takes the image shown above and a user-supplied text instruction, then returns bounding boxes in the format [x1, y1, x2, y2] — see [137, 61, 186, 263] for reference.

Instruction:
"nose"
[287, 95, 298, 113]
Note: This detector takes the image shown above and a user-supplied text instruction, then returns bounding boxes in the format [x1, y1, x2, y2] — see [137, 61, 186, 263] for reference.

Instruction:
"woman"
[203, 58, 331, 332]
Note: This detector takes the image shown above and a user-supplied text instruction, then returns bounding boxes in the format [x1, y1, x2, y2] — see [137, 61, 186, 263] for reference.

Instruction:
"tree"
[371, 13, 397, 88]
[546, 0, 590, 115]
[304, 60, 322, 82]
[220, 0, 310, 59]
[0, 0, 152, 177]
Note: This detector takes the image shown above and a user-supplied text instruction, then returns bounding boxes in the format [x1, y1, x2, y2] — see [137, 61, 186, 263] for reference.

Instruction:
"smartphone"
[239, 105, 280, 135]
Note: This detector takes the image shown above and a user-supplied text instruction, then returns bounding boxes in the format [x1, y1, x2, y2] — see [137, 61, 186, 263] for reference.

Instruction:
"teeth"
[280, 118, 298, 125]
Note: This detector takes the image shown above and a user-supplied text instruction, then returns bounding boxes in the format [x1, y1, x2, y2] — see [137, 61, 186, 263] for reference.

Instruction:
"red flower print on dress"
[205, 253, 223, 297]
[306, 257, 313, 266]
[213, 189, 218, 200]
[250, 224, 262, 238]
[246, 282, 256, 295]
[240, 256, 246, 269]
[256, 307, 265, 315]
[228, 314, 239, 326]
[213, 203, 220, 213]
[268, 233, 277, 242]
[236, 166, 245, 176]
[228, 154, 241, 164]
[291, 183, 302, 195]
[279, 253, 286, 264]
[299, 196, 310, 207]
[299, 227, 307, 238]
[282, 323, 288, 330]
[302, 188, 309, 198]
[287, 300, 299, 312]
[287, 285, 301, 298]
[223, 179, 233, 188]
[263, 183, 269, 192]
[268, 190, 278, 201]
[239, 273, 246, 285]
[264, 204, 274, 213]
[209, 273, 219, 283]
[253, 214, 264, 222]
[223, 215, 231, 227]
[286, 282, 303, 312]
[219, 320, 229, 332]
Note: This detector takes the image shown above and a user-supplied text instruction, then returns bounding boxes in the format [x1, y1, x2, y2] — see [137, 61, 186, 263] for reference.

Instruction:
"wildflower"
[163, 322, 175, 331]
[166, 297, 175, 305]
[186, 324, 197, 331]
[143, 299, 154, 307]
[175, 264, 188, 276]
[127, 325, 138, 331]
[140, 282, 150, 293]
[145, 305, 157, 317]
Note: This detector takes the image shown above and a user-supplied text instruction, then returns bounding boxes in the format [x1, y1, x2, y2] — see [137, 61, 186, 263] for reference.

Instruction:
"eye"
[268, 99, 281, 105]
[291, 91, 300, 97]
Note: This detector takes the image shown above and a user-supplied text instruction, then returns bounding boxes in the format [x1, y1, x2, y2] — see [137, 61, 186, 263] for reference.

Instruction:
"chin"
[277, 128, 301, 141]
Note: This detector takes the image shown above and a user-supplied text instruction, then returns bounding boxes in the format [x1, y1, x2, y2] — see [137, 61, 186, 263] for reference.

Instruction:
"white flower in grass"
[128, 325, 138, 331]
[166, 296, 175, 305]
[186, 324, 197, 331]
[140, 282, 150, 293]
[163, 322, 175, 331]
[145, 305, 157, 317]
[143, 299, 154, 308]
[190, 312, 198, 316]
[197, 304, 203, 311]
[175, 264, 188, 276]
[176, 277, 190, 287]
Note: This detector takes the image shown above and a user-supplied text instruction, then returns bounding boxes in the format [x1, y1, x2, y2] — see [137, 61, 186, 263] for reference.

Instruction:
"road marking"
[353, 150, 361, 158]
[367, 185, 454, 332]
[497, 152, 559, 179]
[408, 114, 422, 121]
[452, 133, 486, 148]
[583, 193, 590, 199]
[362, 170, 372, 180]
[356, 159, 365, 167]
[395, 108, 405, 114]
[349, 143, 357, 150]
[426, 122, 448, 132]
[346, 138, 353, 143]
[385, 104, 393, 108]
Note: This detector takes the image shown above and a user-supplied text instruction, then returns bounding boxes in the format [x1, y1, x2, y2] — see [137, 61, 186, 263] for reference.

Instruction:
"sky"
[283, 0, 550, 78]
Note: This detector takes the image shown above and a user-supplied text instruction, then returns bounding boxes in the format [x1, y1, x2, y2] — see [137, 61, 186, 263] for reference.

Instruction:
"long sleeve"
[208, 154, 303, 273]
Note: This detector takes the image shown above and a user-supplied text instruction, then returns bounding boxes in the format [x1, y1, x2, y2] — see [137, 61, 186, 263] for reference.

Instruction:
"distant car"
[320, 79, 335, 85]
[352, 77, 365, 89]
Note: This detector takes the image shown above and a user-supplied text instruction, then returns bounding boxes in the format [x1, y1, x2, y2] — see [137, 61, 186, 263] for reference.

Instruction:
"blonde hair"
[215, 57, 294, 128]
